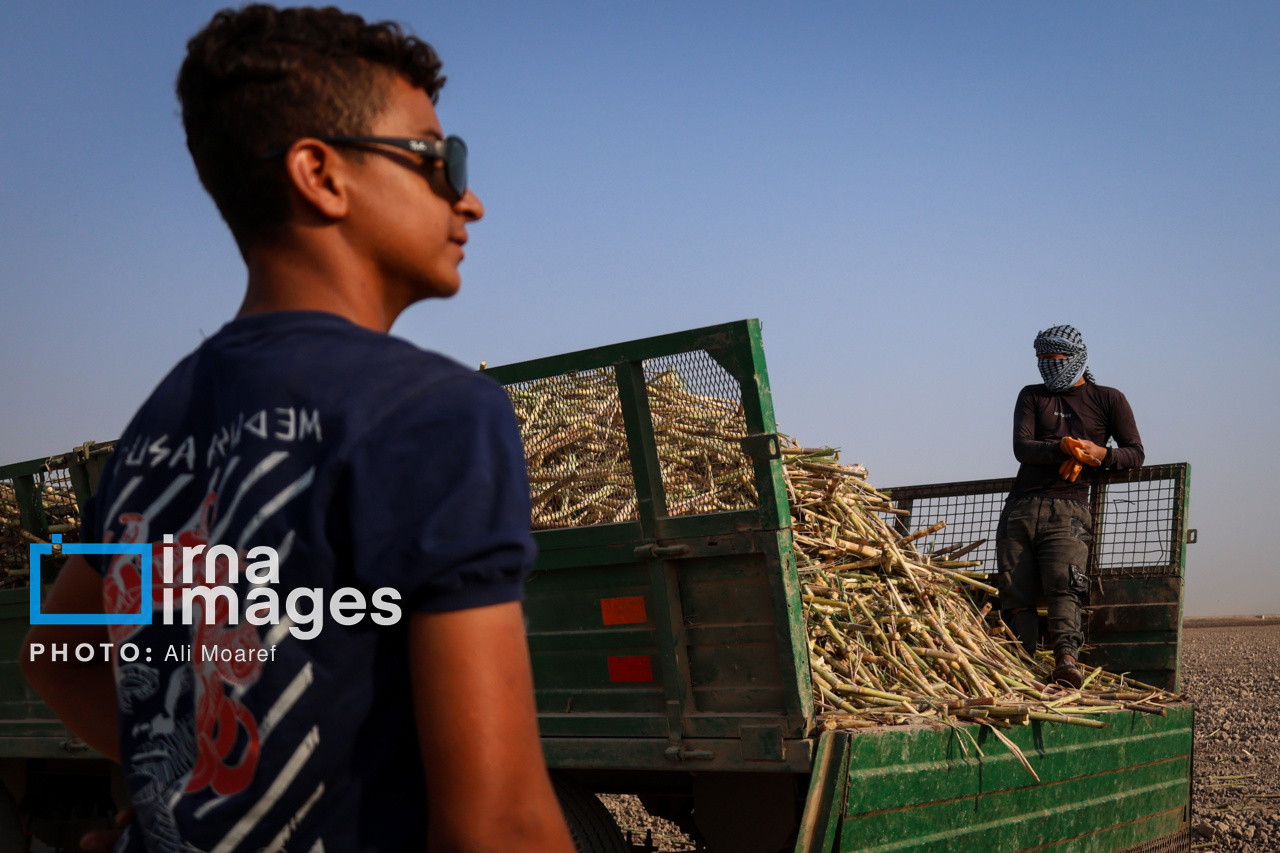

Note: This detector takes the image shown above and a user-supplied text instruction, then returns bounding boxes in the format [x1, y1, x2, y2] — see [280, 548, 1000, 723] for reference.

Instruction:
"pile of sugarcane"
[780, 441, 1180, 771]
[0, 480, 79, 589]
[509, 369, 1181, 766]
[0, 482, 33, 583]
[509, 367, 758, 528]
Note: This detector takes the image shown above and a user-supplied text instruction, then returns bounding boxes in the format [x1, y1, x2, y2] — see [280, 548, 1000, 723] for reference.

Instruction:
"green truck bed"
[802, 708, 1192, 852]
[0, 320, 1194, 853]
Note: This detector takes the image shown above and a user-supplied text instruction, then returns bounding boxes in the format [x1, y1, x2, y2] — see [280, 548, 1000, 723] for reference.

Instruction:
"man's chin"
[414, 275, 462, 301]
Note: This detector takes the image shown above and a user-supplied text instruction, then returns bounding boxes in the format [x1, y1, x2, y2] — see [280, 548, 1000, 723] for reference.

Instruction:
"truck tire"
[552, 774, 629, 853]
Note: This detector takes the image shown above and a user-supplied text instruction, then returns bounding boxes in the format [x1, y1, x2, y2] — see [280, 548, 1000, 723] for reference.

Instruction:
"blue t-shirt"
[81, 311, 535, 853]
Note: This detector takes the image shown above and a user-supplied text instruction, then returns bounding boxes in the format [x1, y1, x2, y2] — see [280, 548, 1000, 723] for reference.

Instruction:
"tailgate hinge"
[663, 701, 712, 761]
[635, 542, 689, 559]
[740, 433, 781, 461]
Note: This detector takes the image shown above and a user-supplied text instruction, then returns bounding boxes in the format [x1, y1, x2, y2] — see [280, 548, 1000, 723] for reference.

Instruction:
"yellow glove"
[1060, 436, 1102, 467]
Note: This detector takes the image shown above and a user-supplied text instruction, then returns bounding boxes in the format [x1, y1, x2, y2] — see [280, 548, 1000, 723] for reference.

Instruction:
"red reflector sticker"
[601, 595, 647, 625]
[607, 655, 653, 683]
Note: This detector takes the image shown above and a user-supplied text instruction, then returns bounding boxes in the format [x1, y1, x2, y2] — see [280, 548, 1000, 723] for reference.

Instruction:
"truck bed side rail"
[486, 320, 814, 770]
[884, 463, 1193, 690]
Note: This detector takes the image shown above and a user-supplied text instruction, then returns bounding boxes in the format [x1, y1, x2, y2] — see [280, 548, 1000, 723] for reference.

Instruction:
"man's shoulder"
[1016, 383, 1049, 400]
[1086, 383, 1130, 403]
[211, 310, 486, 404]
[277, 330, 513, 449]
[117, 313, 500, 453]
[372, 361, 513, 434]
[252, 314, 474, 380]
[366, 334, 477, 386]
[324, 336, 513, 445]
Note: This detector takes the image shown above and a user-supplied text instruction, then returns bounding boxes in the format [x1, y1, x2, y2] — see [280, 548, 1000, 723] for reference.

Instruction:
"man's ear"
[282, 140, 350, 222]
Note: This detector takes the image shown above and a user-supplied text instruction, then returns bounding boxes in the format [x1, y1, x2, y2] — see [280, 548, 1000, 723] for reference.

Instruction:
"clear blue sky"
[2, 2, 1276, 615]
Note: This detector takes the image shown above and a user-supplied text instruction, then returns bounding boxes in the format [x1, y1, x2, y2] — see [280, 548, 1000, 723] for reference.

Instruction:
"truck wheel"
[552, 774, 629, 853]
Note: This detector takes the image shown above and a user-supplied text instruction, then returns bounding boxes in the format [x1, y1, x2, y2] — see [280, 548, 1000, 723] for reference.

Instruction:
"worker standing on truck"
[996, 325, 1145, 689]
[21, 5, 576, 852]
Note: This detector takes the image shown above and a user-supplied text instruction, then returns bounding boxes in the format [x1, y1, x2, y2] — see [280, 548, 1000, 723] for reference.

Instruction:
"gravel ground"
[1184, 623, 1280, 852]
[597, 795, 695, 851]
[600, 623, 1280, 852]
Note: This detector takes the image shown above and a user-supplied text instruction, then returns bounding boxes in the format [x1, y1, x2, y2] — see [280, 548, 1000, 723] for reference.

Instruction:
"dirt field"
[601, 623, 1280, 852]
[1184, 622, 1280, 851]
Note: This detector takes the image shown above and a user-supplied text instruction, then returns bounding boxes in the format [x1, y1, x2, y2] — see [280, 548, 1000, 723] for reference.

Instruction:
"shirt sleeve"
[1104, 389, 1145, 470]
[1012, 386, 1065, 465]
[343, 373, 536, 613]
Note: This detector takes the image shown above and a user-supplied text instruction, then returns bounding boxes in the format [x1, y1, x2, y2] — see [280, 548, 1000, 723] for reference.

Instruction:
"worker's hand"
[1075, 439, 1108, 465]
[1060, 436, 1105, 467]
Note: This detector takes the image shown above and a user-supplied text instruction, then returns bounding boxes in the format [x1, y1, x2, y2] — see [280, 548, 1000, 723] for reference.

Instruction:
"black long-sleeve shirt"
[1007, 381, 1145, 504]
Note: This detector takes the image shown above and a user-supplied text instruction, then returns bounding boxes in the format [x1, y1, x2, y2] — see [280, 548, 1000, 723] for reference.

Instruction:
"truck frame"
[0, 320, 1193, 852]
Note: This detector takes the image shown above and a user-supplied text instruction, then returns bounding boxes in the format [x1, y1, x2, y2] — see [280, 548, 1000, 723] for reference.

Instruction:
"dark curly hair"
[177, 5, 445, 252]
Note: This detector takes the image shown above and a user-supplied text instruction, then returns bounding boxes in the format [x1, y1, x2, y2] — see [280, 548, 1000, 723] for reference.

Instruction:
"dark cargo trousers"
[996, 497, 1092, 659]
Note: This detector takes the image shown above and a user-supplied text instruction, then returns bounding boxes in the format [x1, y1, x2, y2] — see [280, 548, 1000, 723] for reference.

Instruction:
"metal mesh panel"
[1092, 465, 1185, 577]
[504, 367, 639, 529]
[1117, 827, 1191, 853]
[0, 462, 81, 586]
[643, 350, 757, 517]
[894, 487, 1008, 573]
[0, 477, 23, 577]
[886, 464, 1188, 579]
[40, 466, 82, 539]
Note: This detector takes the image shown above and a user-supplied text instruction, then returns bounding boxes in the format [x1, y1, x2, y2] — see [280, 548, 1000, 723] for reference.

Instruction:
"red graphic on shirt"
[103, 491, 265, 798]
[101, 514, 153, 645]
[188, 616, 262, 796]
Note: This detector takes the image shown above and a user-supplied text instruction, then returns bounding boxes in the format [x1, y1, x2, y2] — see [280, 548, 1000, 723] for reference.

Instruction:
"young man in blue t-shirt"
[21, 6, 575, 852]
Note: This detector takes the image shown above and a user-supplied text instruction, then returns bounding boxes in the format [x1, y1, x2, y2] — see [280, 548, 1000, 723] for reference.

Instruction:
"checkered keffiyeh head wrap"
[1034, 324, 1096, 392]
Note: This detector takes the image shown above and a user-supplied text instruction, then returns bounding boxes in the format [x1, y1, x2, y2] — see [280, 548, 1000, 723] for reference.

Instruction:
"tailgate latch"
[634, 543, 689, 559]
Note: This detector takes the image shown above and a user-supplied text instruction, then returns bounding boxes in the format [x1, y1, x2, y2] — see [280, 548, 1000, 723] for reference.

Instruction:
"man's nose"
[456, 189, 484, 222]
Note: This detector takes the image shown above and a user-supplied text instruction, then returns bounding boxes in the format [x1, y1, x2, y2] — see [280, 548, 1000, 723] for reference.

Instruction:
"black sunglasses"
[262, 135, 468, 200]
